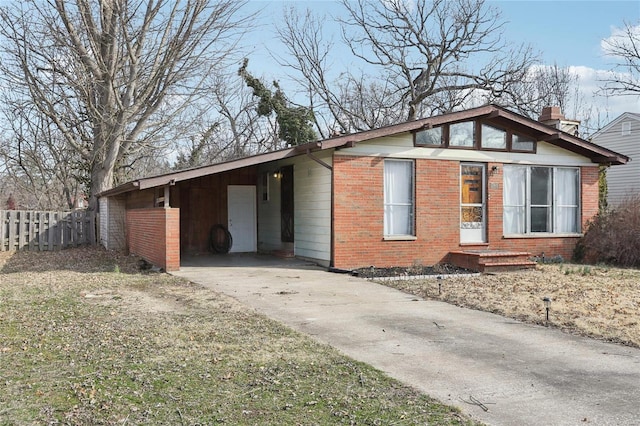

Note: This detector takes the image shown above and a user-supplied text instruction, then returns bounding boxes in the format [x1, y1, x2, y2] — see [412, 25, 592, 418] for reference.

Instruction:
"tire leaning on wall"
[209, 224, 233, 254]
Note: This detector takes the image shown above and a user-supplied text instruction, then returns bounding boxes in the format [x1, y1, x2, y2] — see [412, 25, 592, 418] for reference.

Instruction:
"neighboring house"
[98, 104, 628, 272]
[590, 112, 640, 207]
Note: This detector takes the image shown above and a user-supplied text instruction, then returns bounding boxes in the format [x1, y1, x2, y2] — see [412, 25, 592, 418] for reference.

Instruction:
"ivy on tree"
[239, 59, 316, 146]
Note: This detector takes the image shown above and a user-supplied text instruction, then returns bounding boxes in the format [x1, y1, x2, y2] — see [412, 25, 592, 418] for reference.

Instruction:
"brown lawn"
[381, 264, 640, 348]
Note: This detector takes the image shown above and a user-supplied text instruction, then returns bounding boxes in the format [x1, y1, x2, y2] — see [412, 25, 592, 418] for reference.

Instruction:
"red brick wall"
[332, 155, 598, 269]
[127, 208, 180, 271]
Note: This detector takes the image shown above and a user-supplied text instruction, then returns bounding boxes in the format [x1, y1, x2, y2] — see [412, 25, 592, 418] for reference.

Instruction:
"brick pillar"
[127, 207, 180, 271]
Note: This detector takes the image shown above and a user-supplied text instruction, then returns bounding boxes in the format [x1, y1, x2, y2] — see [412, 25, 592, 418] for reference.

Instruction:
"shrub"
[574, 195, 640, 267]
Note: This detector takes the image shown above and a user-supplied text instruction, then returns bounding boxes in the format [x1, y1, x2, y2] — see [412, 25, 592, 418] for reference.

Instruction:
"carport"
[97, 140, 338, 271]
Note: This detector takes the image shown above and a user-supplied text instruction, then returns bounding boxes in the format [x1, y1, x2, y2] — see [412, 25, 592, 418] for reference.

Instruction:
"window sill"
[503, 233, 583, 239]
[383, 235, 418, 241]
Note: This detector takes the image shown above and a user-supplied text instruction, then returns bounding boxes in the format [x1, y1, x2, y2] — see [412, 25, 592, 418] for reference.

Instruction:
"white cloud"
[601, 23, 640, 58]
[567, 65, 640, 134]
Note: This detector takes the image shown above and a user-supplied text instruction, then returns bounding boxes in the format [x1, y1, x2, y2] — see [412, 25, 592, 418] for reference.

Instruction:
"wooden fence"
[0, 210, 96, 252]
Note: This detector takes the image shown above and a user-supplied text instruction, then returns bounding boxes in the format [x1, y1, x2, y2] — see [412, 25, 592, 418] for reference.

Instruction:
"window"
[622, 122, 632, 136]
[384, 160, 414, 236]
[415, 126, 443, 146]
[481, 124, 506, 149]
[449, 122, 475, 147]
[414, 120, 536, 153]
[503, 166, 580, 235]
[512, 134, 535, 151]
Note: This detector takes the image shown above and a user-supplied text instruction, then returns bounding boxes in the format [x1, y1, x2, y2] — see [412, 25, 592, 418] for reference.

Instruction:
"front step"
[449, 250, 537, 273]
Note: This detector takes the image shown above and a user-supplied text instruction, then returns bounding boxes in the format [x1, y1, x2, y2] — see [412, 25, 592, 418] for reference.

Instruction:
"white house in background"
[591, 113, 640, 207]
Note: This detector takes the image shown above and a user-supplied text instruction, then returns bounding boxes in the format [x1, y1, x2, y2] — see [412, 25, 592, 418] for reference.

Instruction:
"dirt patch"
[381, 263, 640, 348]
[0, 247, 476, 425]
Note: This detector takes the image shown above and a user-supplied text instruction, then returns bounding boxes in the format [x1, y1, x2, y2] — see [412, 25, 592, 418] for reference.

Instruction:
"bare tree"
[172, 72, 282, 170]
[600, 22, 640, 96]
[0, 96, 85, 210]
[0, 0, 249, 210]
[276, 7, 406, 135]
[338, 0, 537, 121]
[496, 64, 580, 118]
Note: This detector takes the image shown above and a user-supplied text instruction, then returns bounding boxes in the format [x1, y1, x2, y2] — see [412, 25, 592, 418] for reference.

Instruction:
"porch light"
[542, 297, 551, 322]
[273, 170, 282, 179]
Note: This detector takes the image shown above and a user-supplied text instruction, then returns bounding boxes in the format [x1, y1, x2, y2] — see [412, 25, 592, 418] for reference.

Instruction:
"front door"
[227, 185, 257, 253]
[460, 164, 486, 243]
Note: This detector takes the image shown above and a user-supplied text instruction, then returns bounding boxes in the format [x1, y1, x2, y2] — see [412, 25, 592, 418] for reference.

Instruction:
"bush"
[574, 195, 640, 267]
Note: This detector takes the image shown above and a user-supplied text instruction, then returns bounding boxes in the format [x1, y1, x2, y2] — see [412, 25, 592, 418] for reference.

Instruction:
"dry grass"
[382, 264, 640, 348]
[0, 247, 476, 425]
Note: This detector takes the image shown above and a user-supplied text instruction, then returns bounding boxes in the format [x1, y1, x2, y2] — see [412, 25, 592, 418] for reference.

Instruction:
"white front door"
[460, 163, 486, 244]
[227, 185, 257, 253]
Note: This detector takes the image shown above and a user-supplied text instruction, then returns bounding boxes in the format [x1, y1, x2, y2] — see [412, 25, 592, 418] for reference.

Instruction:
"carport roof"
[99, 104, 629, 197]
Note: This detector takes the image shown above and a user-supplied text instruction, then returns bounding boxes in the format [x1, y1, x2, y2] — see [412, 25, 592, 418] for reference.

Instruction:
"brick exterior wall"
[332, 155, 598, 269]
[126, 208, 180, 271]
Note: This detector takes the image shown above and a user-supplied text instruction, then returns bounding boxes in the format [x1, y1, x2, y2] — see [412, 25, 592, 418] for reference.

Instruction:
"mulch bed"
[352, 264, 474, 279]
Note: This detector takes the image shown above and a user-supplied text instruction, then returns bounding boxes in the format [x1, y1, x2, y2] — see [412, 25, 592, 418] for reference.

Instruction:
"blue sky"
[494, 0, 640, 69]
[245, 0, 640, 132]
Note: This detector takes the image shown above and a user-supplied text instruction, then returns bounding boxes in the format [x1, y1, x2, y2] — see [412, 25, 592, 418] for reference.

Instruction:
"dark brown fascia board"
[137, 147, 301, 190]
[99, 104, 628, 198]
[97, 181, 139, 198]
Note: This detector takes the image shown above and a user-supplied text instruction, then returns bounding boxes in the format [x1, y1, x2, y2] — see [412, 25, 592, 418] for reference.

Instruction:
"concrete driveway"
[172, 254, 640, 426]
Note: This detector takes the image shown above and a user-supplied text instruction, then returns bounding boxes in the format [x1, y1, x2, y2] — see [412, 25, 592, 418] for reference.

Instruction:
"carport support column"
[164, 184, 171, 207]
[127, 207, 180, 272]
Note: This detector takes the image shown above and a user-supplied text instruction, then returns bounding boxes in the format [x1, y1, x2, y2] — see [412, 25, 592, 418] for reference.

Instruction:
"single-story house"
[590, 112, 639, 207]
[98, 104, 628, 272]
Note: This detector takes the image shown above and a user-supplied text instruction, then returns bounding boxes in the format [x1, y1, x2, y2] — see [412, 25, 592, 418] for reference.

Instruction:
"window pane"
[384, 160, 414, 235]
[416, 127, 442, 145]
[531, 167, 552, 206]
[461, 207, 483, 227]
[503, 166, 526, 234]
[504, 206, 526, 234]
[449, 122, 474, 147]
[556, 168, 578, 206]
[481, 124, 506, 149]
[461, 165, 483, 204]
[513, 134, 535, 151]
[556, 168, 579, 233]
[531, 207, 552, 232]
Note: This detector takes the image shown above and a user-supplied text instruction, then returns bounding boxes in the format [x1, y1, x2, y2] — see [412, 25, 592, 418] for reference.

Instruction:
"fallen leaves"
[384, 264, 640, 347]
[1, 247, 478, 425]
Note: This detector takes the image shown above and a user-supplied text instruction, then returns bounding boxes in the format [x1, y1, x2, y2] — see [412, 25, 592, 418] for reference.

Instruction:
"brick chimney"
[539, 106, 580, 136]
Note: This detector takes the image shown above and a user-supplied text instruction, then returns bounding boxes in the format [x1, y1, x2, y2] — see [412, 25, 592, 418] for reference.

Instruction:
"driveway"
[172, 254, 640, 426]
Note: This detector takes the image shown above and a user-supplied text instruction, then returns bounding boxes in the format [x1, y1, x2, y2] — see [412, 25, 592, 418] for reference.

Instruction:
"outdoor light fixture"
[542, 297, 551, 322]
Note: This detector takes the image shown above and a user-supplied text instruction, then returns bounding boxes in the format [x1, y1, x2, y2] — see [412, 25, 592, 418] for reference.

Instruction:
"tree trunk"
[88, 163, 114, 212]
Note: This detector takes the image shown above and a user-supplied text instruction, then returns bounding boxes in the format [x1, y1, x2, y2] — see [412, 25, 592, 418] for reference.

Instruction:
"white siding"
[294, 154, 332, 265]
[256, 152, 333, 265]
[592, 115, 640, 207]
[99, 196, 126, 250]
[338, 134, 595, 166]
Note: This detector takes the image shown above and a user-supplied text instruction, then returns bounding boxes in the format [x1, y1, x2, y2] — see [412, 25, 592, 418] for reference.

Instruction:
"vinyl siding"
[256, 152, 332, 265]
[337, 133, 595, 166]
[592, 117, 640, 206]
[293, 153, 332, 264]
